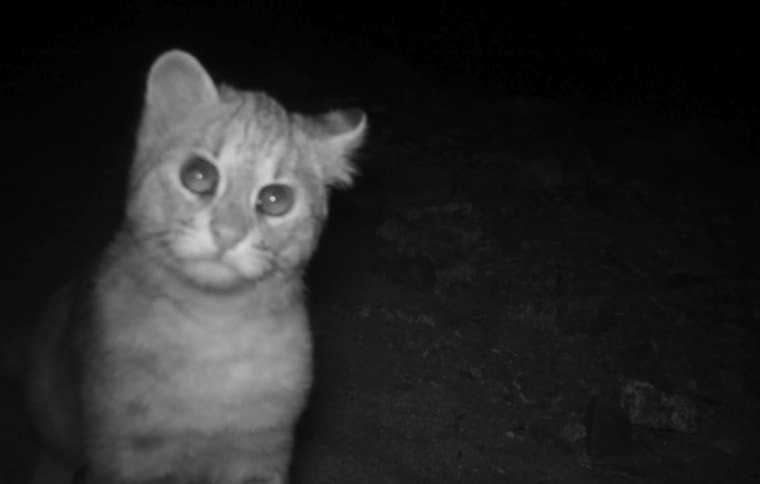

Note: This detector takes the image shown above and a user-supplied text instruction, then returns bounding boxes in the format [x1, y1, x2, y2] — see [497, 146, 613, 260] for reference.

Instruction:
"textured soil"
[2, 33, 759, 484]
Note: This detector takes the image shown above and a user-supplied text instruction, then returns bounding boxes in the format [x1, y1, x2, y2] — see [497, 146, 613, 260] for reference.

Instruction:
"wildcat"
[26, 49, 366, 483]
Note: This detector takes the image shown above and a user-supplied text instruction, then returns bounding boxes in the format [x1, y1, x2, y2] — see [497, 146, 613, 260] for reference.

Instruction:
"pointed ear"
[145, 50, 218, 128]
[313, 108, 367, 186]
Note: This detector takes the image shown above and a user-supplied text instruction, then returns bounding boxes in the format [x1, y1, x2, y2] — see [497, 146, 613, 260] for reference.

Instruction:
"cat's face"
[126, 50, 366, 290]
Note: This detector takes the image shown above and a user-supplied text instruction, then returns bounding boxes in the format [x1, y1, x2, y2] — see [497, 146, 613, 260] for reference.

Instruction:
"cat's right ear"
[144, 50, 219, 128]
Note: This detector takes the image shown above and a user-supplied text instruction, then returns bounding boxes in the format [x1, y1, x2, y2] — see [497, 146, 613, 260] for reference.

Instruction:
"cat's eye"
[256, 184, 294, 216]
[180, 156, 219, 196]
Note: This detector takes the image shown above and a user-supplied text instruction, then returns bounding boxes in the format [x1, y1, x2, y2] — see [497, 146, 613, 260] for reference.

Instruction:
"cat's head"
[126, 50, 366, 290]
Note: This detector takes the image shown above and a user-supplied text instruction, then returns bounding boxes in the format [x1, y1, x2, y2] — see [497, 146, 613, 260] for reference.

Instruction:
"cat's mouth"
[180, 257, 247, 289]
[169, 230, 273, 288]
[177, 250, 271, 289]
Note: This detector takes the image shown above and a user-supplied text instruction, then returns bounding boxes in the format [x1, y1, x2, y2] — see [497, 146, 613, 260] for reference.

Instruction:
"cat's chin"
[178, 260, 257, 291]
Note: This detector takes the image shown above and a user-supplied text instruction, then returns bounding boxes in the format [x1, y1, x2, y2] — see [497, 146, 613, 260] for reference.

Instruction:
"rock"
[373, 204, 487, 294]
[619, 379, 698, 433]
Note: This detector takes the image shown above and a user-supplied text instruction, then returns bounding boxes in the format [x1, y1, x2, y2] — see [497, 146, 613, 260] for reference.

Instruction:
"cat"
[26, 49, 366, 483]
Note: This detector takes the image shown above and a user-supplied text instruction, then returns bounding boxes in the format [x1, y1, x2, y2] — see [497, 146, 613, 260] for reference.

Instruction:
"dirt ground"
[1, 43, 759, 484]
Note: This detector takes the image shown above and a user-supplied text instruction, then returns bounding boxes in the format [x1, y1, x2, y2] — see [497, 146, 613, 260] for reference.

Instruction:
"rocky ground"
[1, 41, 758, 483]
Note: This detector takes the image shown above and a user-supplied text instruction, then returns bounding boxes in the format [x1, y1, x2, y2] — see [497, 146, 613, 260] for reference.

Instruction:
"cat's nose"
[211, 205, 248, 251]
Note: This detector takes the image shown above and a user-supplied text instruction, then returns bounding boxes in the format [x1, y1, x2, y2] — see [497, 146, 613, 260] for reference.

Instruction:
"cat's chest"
[95, 294, 311, 430]
[154, 316, 296, 396]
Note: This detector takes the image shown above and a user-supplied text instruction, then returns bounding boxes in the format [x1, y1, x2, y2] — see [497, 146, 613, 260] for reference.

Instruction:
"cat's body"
[26, 50, 366, 483]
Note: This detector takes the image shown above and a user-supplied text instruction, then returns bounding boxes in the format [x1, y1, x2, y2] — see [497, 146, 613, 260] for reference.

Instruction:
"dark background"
[2, 1, 757, 280]
[3, 0, 758, 291]
[2, 3, 759, 482]
[5, 1, 758, 113]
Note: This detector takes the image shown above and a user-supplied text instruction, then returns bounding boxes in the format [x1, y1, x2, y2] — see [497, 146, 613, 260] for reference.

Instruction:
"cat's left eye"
[256, 184, 294, 216]
[180, 156, 219, 196]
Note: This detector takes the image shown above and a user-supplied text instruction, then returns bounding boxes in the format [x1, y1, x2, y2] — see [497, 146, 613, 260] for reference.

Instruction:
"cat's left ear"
[144, 50, 219, 129]
[312, 108, 367, 186]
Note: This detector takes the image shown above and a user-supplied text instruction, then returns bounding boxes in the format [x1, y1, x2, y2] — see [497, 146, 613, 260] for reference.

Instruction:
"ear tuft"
[315, 109, 367, 186]
[321, 108, 367, 148]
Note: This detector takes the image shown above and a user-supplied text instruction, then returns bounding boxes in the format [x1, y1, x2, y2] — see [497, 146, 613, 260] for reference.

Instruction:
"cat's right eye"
[180, 156, 219, 196]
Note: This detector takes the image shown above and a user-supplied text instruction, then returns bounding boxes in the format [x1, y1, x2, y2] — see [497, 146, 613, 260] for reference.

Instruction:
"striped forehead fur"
[134, 90, 304, 193]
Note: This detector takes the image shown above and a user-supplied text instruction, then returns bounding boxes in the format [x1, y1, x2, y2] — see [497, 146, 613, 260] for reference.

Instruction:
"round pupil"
[257, 184, 294, 216]
[181, 157, 218, 195]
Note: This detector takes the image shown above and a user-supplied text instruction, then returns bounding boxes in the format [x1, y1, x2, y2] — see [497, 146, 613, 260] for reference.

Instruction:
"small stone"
[561, 421, 587, 443]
